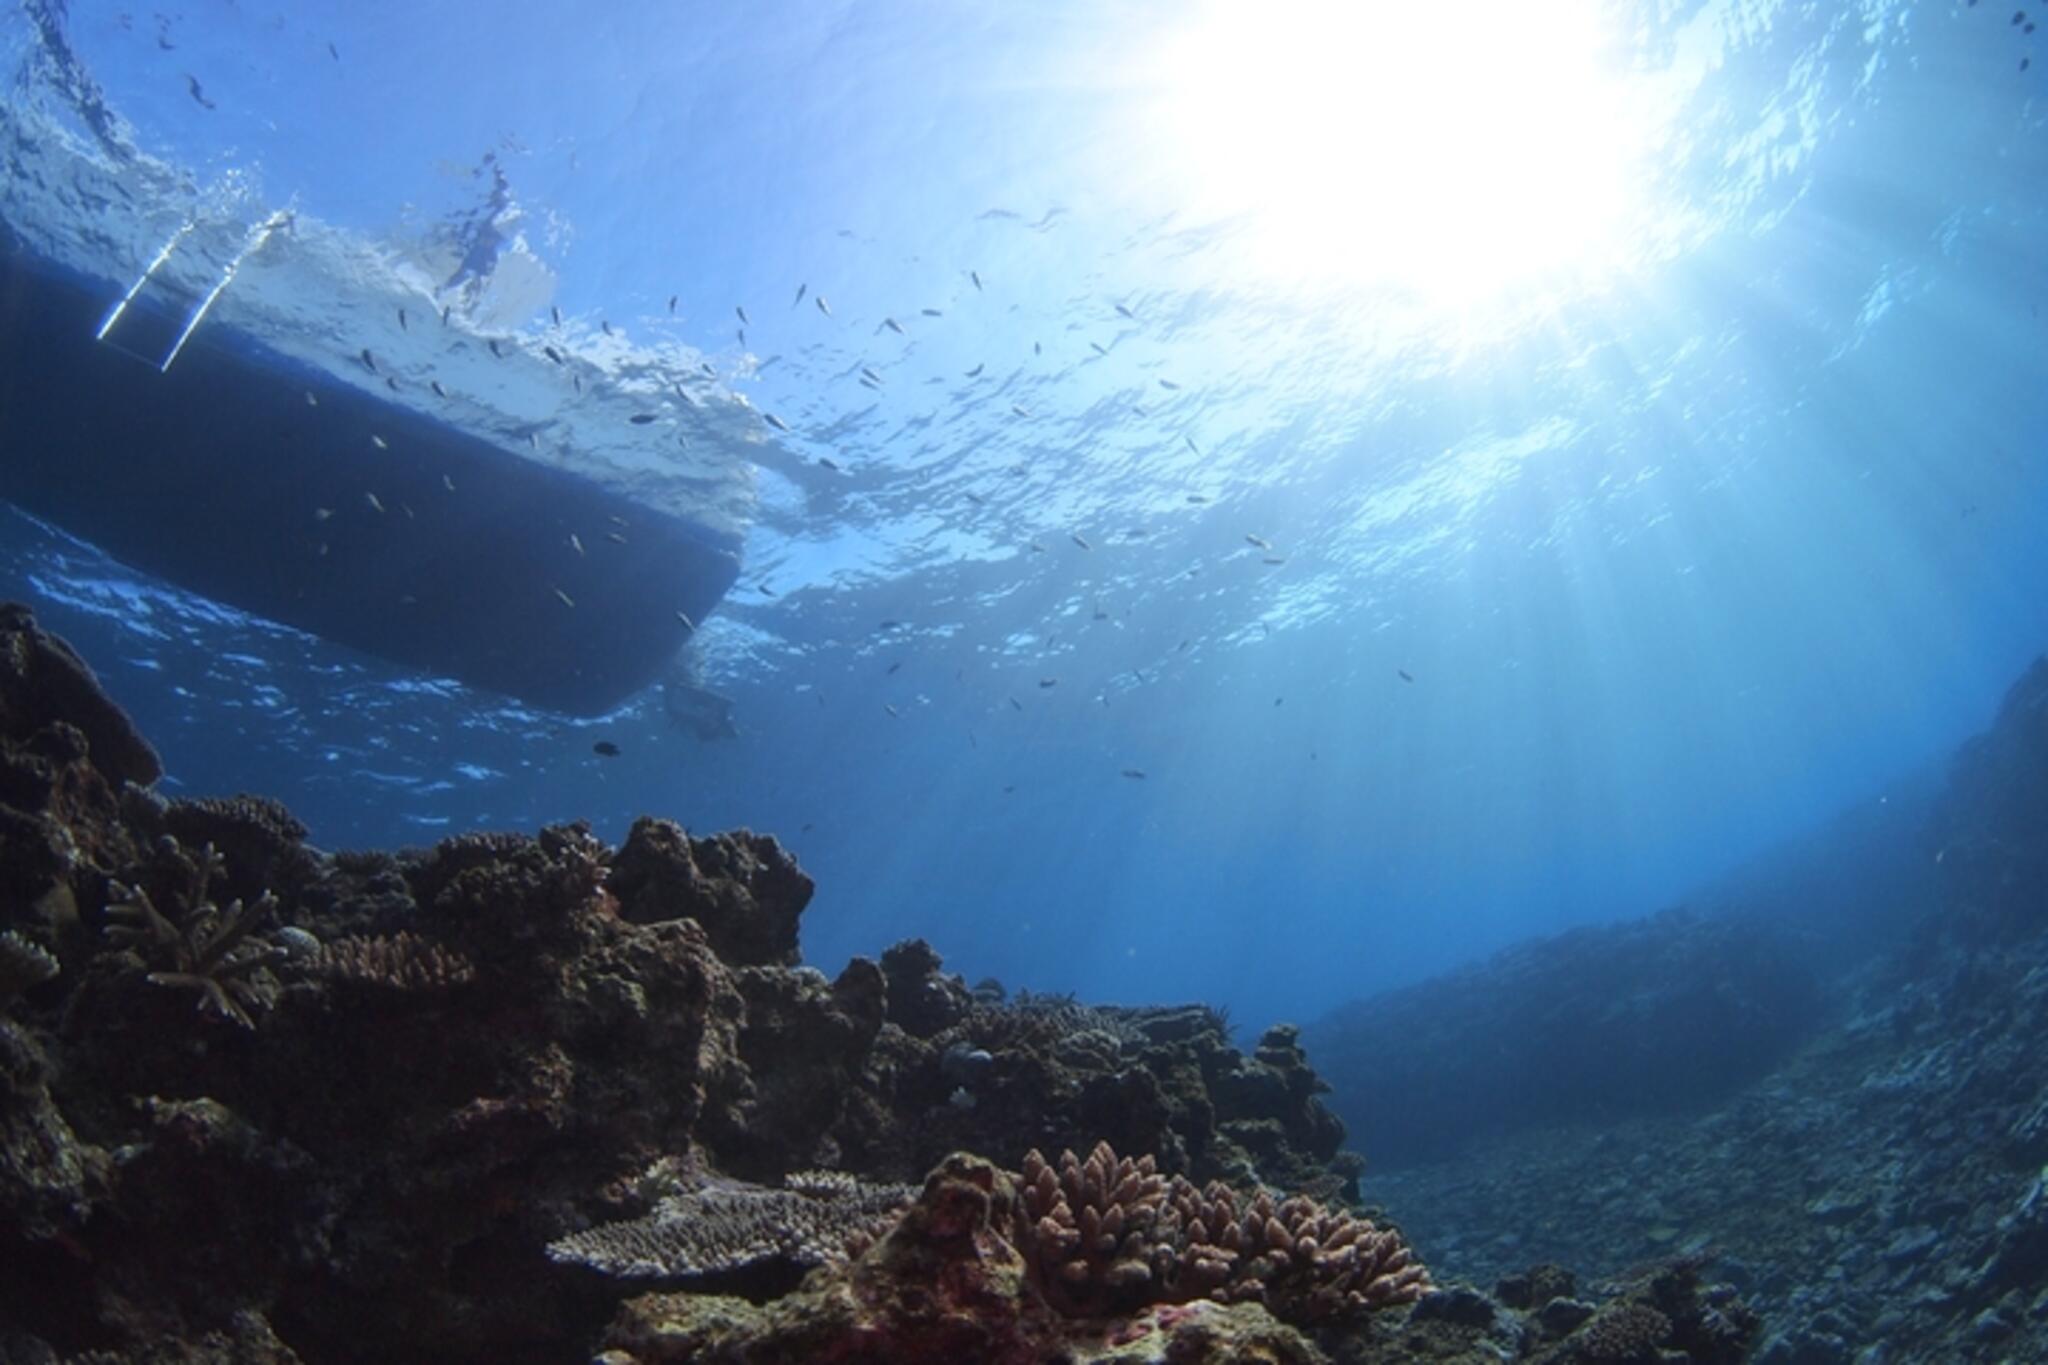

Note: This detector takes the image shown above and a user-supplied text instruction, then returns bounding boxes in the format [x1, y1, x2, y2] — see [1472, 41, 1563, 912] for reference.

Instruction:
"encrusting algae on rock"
[0, 603, 1756, 1363]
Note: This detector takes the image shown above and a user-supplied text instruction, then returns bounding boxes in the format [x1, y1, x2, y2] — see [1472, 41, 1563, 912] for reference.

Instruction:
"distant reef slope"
[1305, 655, 2048, 1174]
[1304, 908, 1826, 1171]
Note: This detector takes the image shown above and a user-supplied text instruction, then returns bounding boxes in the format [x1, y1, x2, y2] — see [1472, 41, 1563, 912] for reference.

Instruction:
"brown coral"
[309, 931, 476, 991]
[0, 929, 59, 1000]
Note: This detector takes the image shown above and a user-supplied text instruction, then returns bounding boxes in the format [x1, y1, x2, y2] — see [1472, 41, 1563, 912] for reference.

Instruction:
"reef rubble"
[0, 603, 1757, 1363]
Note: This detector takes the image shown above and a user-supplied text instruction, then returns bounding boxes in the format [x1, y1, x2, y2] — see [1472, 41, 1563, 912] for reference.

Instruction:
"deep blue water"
[1, 0, 2044, 1031]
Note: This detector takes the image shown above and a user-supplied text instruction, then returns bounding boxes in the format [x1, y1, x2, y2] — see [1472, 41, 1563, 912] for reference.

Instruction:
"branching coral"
[556, 1140, 1430, 1334]
[309, 932, 477, 991]
[0, 929, 59, 1000]
[1016, 1140, 1431, 1324]
[101, 842, 283, 1028]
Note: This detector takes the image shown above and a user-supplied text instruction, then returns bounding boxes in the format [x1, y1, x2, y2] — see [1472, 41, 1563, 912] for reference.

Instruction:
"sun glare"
[1141, 1, 1669, 311]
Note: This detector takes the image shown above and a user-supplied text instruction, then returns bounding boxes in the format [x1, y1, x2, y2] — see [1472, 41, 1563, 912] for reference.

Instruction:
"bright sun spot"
[1140, 1, 1672, 310]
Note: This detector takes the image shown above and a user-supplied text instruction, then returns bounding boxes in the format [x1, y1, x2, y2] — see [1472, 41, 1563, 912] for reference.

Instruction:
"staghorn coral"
[308, 931, 477, 991]
[547, 1164, 916, 1278]
[100, 842, 283, 1028]
[1016, 1140, 1431, 1325]
[0, 929, 59, 1000]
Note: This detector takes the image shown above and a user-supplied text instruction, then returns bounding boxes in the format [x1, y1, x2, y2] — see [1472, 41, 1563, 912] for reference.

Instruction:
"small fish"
[528, 433, 540, 449]
[360, 347, 377, 373]
[185, 74, 215, 110]
[609, 515, 629, 526]
[859, 376, 881, 390]
[1034, 341, 1042, 356]
[1009, 697, 1023, 712]
[1071, 533, 1091, 550]
[304, 391, 318, 407]
[819, 457, 841, 471]
[964, 492, 985, 505]
[879, 619, 904, 629]
[816, 295, 833, 317]
[1398, 668, 1414, 683]
[758, 583, 777, 596]
[555, 587, 575, 608]
[1186, 493, 1209, 504]
[629, 413, 658, 425]
[885, 661, 904, 676]
[370, 434, 388, 449]
[1159, 378, 1181, 391]
[675, 610, 696, 631]
[1090, 342, 1108, 356]
[860, 366, 885, 385]
[442, 475, 455, 491]
[793, 283, 807, 307]
[488, 339, 505, 357]
[551, 305, 562, 326]
[884, 703, 900, 718]
[569, 534, 585, 556]
[573, 375, 584, 393]
[1038, 677, 1058, 689]
[607, 532, 627, 544]
[1274, 697, 1284, 706]
[543, 345, 564, 365]
[431, 380, 448, 398]
[882, 317, 906, 335]
[764, 412, 792, 433]
[397, 307, 408, 331]
[921, 308, 942, 317]
[364, 492, 385, 514]
[1176, 639, 1190, 652]
[736, 305, 751, 325]
[1184, 435, 1199, 454]
[1121, 768, 1147, 780]
[668, 294, 678, 314]
[441, 304, 453, 325]
[1003, 784, 1016, 794]
[328, 40, 339, 60]
[1011, 404, 1031, 418]
[602, 320, 614, 336]
[801, 822, 814, 832]
[386, 377, 400, 392]
[592, 741, 621, 757]
[970, 270, 986, 291]
[1263, 556, 1285, 565]
[1115, 303, 1136, 320]
[966, 363, 985, 378]
[317, 542, 329, 557]
[313, 507, 334, 521]
[1246, 534, 1272, 550]
[737, 328, 746, 346]
[1029, 541, 1046, 553]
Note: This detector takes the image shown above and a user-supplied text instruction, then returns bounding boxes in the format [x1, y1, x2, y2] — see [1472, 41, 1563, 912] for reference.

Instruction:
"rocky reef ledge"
[0, 604, 1757, 1364]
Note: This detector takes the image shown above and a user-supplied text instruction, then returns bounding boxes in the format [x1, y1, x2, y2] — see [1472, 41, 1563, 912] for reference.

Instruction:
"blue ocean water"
[0, 0, 2042, 1033]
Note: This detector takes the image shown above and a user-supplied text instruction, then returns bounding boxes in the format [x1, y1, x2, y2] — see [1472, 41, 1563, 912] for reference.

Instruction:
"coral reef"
[0, 603, 1758, 1362]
